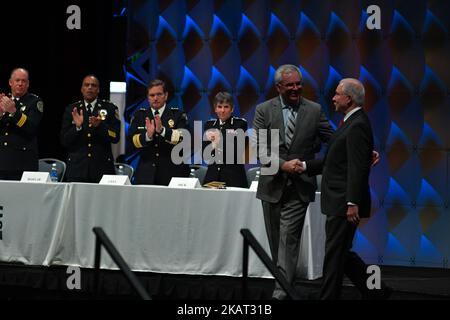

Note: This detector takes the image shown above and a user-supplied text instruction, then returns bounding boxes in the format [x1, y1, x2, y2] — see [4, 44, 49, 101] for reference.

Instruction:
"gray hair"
[274, 64, 302, 84]
[213, 91, 233, 108]
[340, 78, 365, 107]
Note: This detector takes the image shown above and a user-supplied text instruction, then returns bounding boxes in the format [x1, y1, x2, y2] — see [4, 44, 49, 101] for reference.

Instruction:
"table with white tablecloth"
[0, 181, 325, 279]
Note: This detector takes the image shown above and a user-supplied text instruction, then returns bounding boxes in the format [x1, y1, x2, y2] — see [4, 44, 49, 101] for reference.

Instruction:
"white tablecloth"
[0, 181, 325, 279]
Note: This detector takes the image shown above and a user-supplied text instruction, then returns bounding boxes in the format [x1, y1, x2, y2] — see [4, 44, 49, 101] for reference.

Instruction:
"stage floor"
[0, 264, 448, 300]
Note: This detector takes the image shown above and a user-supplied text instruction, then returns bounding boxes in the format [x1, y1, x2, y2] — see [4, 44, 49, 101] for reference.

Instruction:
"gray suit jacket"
[253, 96, 333, 203]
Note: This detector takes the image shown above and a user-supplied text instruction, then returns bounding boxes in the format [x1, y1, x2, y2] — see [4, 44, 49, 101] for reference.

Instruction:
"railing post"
[242, 237, 249, 299]
[94, 227, 102, 296]
[240, 228, 299, 300]
[92, 227, 151, 300]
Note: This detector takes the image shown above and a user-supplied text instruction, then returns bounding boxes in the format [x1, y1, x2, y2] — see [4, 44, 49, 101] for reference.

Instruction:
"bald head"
[81, 75, 100, 102]
[9, 68, 30, 98]
[10, 68, 29, 80]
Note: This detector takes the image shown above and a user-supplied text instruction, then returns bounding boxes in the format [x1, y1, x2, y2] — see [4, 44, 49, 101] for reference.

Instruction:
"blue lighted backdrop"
[124, 0, 450, 268]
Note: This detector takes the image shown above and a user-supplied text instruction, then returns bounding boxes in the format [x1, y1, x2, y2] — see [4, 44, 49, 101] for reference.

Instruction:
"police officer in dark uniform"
[60, 75, 120, 183]
[0, 68, 43, 180]
[203, 92, 248, 188]
[128, 79, 189, 185]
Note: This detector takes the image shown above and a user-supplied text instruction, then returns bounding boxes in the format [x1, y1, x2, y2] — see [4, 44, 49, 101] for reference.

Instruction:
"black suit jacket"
[128, 107, 190, 185]
[61, 99, 121, 182]
[0, 92, 43, 172]
[203, 117, 248, 188]
[307, 109, 374, 218]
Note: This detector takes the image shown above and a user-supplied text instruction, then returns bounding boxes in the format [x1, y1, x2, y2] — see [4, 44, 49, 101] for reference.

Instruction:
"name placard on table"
[20, 171, 51, 183]
[249, 181, 259, 192]
[168, 177, 201, 189]
[99, 175, 131, 185]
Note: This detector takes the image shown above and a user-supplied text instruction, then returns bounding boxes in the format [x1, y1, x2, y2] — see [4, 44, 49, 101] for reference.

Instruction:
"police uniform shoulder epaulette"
[130, 108, 145, 123]
[30, 93, 42, 100]
[205, 118, 217, 127]
[129, 108, 143, 116]
[99, 99, 114, 105]
[69, 100, 83, 107]
[233, 116, 247, 122]
[100, 99, 117, 108]
[132, 108, 148, 118]
[29, 94, 44, 112]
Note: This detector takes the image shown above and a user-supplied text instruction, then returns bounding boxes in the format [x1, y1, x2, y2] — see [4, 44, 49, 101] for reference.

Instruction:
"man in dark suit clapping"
[128, 79, 189, 185]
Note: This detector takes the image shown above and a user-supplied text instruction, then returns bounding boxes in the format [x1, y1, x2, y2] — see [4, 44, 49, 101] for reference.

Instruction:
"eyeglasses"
[279, 81, 302, 89]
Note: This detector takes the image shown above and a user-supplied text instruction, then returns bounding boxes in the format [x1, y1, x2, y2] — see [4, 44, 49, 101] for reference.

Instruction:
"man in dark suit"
[303, 78, 390, 299]
[203, 92, 248, 188]
[61, 75, 121, 183]
[253, 64, 334, 299]
[128, 79, 189, 185]
[0, 68, 43, 180]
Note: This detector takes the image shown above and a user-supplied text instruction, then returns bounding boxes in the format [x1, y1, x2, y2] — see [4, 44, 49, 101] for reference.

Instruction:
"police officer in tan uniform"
[60, 75, 120, 182]
[128, 79, 189, 185]
[0, 68, 43, 180]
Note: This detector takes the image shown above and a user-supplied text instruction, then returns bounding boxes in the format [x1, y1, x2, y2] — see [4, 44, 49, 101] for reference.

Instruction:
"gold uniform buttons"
[88, 153, 92, 157]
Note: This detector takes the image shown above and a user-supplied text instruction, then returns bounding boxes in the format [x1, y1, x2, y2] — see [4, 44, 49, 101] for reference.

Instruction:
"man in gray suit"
[253, 64, 334, 299]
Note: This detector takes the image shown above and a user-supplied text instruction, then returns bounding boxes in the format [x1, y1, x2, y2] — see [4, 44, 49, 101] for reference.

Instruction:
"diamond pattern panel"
[126, 0, 450, 269]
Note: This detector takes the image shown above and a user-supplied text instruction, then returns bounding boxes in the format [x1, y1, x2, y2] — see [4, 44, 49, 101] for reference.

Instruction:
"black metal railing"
[93, 227, 151, 300]
[240, 228, 299, 300]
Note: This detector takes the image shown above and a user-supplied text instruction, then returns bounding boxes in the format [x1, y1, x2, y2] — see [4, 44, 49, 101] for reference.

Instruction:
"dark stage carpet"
[0, 264, 449, 300]
[296, 265, 450, 300]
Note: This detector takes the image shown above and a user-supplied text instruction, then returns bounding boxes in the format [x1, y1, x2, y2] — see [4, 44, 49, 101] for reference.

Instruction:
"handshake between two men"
[280, 158, 305, 174]
[280, 150, 380, 175]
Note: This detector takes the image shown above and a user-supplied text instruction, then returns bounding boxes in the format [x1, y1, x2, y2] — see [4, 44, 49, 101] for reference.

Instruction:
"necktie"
[338, 119, 344, 128]
[86, 104, 92, 116]
[154, 109, 159, 117]
[285, 107, 296, 149]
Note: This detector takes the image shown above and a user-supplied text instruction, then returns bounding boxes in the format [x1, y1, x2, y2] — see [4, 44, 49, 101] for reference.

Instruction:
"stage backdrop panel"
[125, 0, 450, 269]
